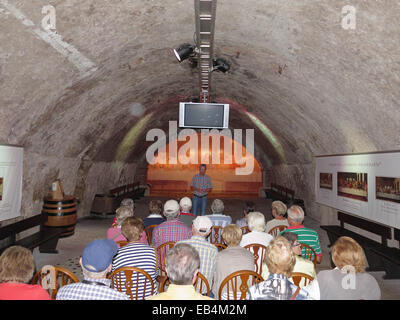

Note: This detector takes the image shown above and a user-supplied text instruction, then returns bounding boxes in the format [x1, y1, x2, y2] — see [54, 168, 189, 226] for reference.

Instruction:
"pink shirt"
[107, 227, 148, 246]
[0, 283, 51, 300]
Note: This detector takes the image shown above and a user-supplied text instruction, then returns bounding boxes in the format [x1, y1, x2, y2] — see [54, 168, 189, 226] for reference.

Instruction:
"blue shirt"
[190, 174, 213, 197]
[56, 277, 129, 300]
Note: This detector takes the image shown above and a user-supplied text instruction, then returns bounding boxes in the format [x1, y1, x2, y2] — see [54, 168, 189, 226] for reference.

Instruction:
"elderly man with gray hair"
[205, 199, 232, 243]
[147, 243, 214, 300]
[151, 199, 192, 249]
[279, 205, 322, 264]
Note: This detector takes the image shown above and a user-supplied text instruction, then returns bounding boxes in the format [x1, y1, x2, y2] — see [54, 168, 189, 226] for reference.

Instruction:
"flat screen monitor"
[179, 102, 229, 129]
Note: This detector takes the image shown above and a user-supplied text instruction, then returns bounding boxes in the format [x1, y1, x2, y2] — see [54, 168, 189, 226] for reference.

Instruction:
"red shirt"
[0, 283, 51, 300]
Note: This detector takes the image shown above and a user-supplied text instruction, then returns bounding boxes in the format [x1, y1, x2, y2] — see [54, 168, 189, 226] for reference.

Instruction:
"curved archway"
[146, 131, 262, 198]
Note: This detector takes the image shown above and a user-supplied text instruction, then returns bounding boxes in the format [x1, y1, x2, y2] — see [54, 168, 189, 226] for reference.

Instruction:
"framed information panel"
[0, 145, 23, 222]
[315, 150, 400, 229]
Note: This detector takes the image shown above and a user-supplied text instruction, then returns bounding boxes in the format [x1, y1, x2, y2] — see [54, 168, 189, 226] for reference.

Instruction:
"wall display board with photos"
[315, 151, 400, 229]
[0, 145, 23, 222]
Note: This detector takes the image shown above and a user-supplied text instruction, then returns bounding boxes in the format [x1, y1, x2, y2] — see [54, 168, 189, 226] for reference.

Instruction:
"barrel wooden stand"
[42, 196, 77, 238]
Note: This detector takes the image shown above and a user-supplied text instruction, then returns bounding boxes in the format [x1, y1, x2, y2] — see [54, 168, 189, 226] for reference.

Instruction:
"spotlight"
[173, 43, 196, 62]
[211, 57, 230, 73]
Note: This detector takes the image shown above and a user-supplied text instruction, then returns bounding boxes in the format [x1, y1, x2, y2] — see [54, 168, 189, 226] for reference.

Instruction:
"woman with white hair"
[107, 206, 148, 246]
[240, 212, 273, 248]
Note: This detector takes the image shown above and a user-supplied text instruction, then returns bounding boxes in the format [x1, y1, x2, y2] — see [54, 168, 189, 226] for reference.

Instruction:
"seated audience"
[111, 198, 134, 226]
[146, 243, 214, 300]
[317, 236, 381, 300]
[151, 200, 192, 249]
[107, 206, 147, 246]
[246, 237, 310, 300]
[56, 239, 129, 300]
[178, 197, 196, 228]
[235, 201, 255, 228]
[143, 200, 165, 228]
[177, 216, 218, 295]
[279, 205, 322, 264]
[265, 200, 289, 234]
[212, 224, 255, 299]
[0, 246, 51, 300]
[112, 217, 158, 298]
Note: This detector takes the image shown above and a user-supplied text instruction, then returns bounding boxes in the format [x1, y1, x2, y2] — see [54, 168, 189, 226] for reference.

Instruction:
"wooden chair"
[214, 243, 227, 252]
[268, 225, 288, 237]
[156, 241, 175, 278]
[241, 226, 250, 235]
[107, 266, 154, 300]
[31, 265, 79, 299]
[209, 226, 223, 245]
[244, 243, 268, 275]
[159, 271, 210, 296]
[218, 270, 263, 300]
[300, 243, 317, 268]
[117, 240, 128, 247]
[145, 224, 158, 246]
[291, 272, 315, 288]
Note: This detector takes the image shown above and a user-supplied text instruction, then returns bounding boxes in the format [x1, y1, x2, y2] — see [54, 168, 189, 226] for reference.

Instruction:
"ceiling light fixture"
[173, 43, 197, 62]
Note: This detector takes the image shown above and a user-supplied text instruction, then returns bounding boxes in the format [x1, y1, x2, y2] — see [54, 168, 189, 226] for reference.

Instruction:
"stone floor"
[33, 196, 400, 299]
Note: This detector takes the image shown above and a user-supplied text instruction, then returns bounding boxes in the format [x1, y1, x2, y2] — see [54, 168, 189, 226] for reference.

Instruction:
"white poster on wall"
[315, 151, 400, 229]
[0, 145, 24, 222]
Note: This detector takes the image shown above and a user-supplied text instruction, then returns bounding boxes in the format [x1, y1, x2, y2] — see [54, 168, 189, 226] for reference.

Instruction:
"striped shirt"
[279, 225, 322, 257]
[190, 174, 213, 197]
[56, 277, 129, 300]
[151, 218, 192, 250]
[177, 236, 218, 293]
[205, 214, 232, 243]
[112, 242, 158, 299]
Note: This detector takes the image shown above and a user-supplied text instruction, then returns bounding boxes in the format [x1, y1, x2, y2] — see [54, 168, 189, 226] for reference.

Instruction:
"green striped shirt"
[279, 225, 322, 256]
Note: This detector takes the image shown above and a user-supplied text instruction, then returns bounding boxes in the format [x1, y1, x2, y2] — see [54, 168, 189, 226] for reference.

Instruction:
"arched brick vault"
[0, 0, 399, 221]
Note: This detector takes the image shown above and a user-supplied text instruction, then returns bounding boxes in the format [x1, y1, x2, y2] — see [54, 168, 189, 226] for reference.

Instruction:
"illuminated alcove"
[146, 131, 262, 198]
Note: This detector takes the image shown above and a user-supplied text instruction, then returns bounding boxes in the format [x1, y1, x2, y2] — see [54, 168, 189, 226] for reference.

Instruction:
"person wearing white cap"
[178, 197, 196, 228]
[151, 199, 192, 250]
[177, 215, 218, 297]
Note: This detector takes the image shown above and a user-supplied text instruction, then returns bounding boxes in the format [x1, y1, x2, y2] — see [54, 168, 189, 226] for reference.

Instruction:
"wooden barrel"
[42, 196, 77, 238]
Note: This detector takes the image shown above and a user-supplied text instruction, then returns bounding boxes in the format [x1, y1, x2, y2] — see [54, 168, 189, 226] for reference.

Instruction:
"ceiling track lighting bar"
[195, 0, 217, 103]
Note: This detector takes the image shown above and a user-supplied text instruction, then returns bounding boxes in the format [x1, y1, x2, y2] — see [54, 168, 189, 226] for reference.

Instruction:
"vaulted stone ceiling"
[0, 0, 399, 219]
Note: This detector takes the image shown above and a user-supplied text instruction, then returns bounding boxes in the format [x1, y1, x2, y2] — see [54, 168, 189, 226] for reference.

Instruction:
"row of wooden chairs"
[31, 264, 315, 300]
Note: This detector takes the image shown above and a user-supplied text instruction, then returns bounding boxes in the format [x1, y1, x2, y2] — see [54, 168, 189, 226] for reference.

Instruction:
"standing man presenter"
[190, 164, 213, 216]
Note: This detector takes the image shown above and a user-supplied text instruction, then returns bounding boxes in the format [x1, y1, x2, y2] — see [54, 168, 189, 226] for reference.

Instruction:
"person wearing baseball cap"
[56, 239, 129, 300]
[151, 199, 192, 250]
[177, 216, 218, 297]
[265, 200, 289, 234]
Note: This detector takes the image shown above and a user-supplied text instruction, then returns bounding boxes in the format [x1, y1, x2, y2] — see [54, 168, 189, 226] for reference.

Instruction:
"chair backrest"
[218, 270, 263, 300]
[159, 271, 210, 296]
[209, 226, 223, 244]
[244, 243, 268, 275]
[117, 240, 128, 247]
[145, 224, 158, 246]
[31, 265, 79, 299]
[268, 225, 287, 237]
[300, 243, 317, 268]
[214, 243, 227, 252]
[156, 241, 176, 277]
[241, 226, 250, 235]
[107, 266, 154, 300]
[291, 272, 315, 288]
